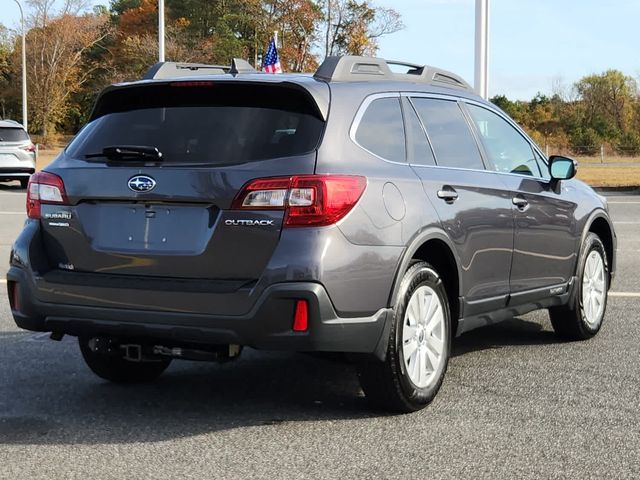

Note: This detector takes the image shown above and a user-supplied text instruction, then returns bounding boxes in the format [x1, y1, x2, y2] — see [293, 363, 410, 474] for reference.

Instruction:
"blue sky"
[2, 0, 638, 100]
[378, 0, 640, 99]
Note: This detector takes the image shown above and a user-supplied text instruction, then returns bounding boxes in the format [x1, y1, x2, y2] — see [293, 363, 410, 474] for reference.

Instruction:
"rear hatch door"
[41, 80, 327, 281]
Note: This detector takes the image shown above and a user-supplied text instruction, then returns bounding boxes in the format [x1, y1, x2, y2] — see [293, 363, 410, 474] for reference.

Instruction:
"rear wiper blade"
[85, 145, 163, 161]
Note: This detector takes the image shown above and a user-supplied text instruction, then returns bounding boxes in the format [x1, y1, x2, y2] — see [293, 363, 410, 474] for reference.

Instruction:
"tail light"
[232, 175, 366, 227]
[20, 143, 37, 153]
[26, 171, 68, 219]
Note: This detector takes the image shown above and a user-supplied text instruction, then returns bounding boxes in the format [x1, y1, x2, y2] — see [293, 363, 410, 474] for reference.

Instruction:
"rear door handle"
[437, 187, 458, 202]
[512, 196, 529, 209]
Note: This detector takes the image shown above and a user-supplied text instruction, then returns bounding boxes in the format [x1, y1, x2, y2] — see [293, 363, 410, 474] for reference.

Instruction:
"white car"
[0, 119, 36, 188]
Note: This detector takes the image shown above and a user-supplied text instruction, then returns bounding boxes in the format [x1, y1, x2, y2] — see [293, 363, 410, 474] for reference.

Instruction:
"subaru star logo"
[128, 175, 156, 192]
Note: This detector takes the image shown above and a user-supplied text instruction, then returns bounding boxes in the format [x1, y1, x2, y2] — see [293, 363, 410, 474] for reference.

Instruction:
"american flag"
[262, 37, 282, 74]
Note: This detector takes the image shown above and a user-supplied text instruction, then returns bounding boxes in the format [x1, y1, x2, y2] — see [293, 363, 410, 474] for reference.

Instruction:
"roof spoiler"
[313, 56, 473, 92]
[143, 59, 259, 80]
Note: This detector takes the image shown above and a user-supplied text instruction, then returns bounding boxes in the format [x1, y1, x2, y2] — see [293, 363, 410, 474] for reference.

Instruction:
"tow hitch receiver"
[87, 337, 242, 363]
[121, 344, 143, 362]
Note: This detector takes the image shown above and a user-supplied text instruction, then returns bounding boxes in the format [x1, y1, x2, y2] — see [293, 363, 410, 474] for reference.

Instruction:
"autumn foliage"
[0, 0, 405, 139]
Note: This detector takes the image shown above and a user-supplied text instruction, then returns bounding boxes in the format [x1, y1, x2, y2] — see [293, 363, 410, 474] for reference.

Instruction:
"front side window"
[466, 104, 541, 177]
[411, 98, 484, 170]
[354, 97, 406, 163]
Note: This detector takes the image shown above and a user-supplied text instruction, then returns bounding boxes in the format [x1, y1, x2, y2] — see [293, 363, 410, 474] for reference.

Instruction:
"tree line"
[491, 70, 640, 156]
[0, 0, 402, 141]
[1, 0, 639, 157]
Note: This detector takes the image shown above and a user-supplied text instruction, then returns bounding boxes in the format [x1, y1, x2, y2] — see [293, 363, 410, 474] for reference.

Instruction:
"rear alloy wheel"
[357, 261, 451, 413]
[79, 337, 171, 383]
[549, 232, 608, 340]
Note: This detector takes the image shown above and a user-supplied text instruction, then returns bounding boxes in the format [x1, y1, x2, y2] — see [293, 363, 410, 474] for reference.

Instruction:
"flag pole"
[274, 30, 278, 48]
[474, 0, 489, 99]
[158, 0, 165, 62]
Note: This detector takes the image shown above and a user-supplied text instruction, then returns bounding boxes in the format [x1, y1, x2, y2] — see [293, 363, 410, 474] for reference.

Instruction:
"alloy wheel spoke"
[403, 337, 418, 360]
[425, 345, 439, 372]
[418, 348, 427, 386]
[403, 323, 417, 343]
[428, 334, 444, 356]
[425, 305, 442, 336]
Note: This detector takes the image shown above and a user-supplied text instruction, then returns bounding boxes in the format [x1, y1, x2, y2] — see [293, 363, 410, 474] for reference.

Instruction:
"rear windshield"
[66, 82, 325, 165]
[0, 127, 28, 142]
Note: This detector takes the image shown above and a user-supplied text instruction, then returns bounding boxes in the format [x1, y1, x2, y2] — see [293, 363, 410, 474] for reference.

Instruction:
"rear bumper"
[0, 167, 34, 178]
[0, 150, 36, 174]
[7, 265, 391, 355]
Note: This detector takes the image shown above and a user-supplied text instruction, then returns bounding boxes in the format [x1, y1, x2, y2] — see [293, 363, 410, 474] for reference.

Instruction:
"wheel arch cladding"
[409, 239, 461, 332]
[588, 216, 614, 286]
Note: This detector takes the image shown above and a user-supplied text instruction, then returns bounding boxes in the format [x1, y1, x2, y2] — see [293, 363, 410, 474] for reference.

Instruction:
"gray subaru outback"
[6, 56, 616, 412]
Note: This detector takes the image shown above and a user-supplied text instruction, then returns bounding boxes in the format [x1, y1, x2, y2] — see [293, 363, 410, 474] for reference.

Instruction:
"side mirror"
[549, 155, 577, 181]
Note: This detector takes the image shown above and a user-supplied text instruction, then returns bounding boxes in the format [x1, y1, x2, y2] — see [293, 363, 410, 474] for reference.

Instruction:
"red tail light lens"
[292, 300, 308, 332]
[26, 172, 68, 219]
[232, 175, 366, 227]
[20, 143, 37, 153]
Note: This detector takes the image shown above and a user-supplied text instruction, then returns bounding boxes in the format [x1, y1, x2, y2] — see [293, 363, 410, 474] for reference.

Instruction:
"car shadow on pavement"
[0, 332, 377, 445]
[0, 317, 558, 446]
[452, 316, 559, 357]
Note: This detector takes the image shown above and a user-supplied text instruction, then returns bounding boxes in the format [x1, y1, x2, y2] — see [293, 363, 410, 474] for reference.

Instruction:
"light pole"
[474, 0, 489, 100]
[158, 0, 165, 62]
[12, 0, 27, 132]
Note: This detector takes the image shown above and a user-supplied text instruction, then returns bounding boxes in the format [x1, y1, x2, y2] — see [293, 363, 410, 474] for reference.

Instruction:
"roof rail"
[143, 59, 259, 80]
[313, 56, 473, 92]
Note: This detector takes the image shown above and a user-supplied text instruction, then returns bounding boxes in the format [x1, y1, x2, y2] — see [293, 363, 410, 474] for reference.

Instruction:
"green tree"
[323, 0, 403, 56]
[575, 70, 637, 139]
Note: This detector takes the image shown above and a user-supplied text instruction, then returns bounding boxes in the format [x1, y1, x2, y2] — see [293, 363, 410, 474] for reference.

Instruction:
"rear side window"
[0, 127, 28, 142]
[354, 97, 405, 163]
[411, 98, 484, 170]
[403, 99, 435, 166]
[66, 83, 325, 165]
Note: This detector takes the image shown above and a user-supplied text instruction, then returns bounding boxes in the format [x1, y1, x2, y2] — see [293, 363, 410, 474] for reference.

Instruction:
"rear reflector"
[232, 175, 366, 227]
[292, 300, 309, 332]
[8, 281, 19, 312]
[26, 171, 68, 219]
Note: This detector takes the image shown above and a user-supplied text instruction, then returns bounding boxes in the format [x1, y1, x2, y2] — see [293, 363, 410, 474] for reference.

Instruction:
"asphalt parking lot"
[0, 183, 639, 479]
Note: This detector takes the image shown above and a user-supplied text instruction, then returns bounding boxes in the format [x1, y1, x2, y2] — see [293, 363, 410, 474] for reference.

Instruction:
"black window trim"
[404, 94, 488, 172]
[401, 96, 437, 167]
[398, 92, 552, 182]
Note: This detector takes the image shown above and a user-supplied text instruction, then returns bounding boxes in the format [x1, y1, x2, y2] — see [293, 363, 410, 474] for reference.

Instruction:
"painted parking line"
[609, 292, 640, 298]
[0, 212, 25, 215]
[0, 279, 6, 283]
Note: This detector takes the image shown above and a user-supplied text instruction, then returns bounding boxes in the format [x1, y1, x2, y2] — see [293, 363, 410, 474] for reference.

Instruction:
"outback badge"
[128, 175, 156, 192]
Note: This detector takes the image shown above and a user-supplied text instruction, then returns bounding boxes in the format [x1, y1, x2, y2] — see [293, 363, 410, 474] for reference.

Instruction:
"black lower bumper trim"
[7, 266, 390, 354]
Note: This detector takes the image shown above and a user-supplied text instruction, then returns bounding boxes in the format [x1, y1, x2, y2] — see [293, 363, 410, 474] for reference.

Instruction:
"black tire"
[79, 337, 171, 383]
[549, 232, 609, 341]
[357, 261, 452, 413]
[19, 178, 29, 189]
